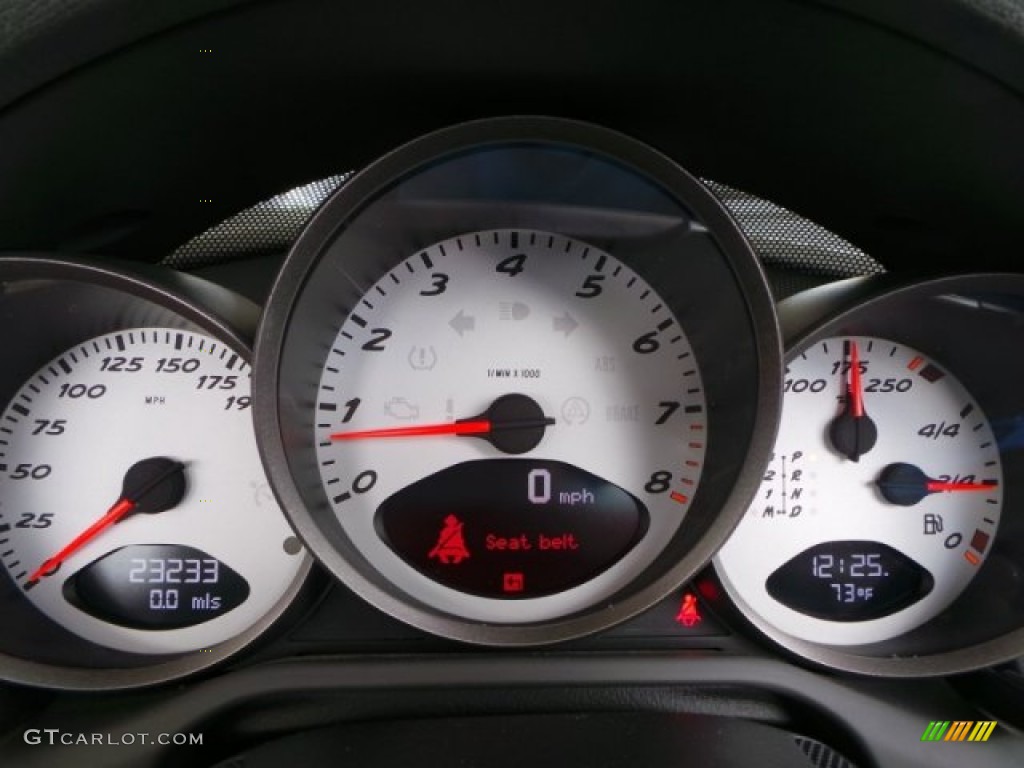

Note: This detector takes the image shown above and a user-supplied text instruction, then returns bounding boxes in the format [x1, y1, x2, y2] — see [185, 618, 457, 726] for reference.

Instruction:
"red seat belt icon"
[428, 515, 470, 565]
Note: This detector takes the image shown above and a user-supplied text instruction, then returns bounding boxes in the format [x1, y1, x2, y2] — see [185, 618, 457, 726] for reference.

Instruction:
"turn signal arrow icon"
[449, 310, 475, 336]
[553, 312, 579, 336]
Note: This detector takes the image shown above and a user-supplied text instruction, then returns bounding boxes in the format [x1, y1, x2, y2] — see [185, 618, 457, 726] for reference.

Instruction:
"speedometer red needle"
[26, 499, 135, 584]
[24, 457, 186, 589]
[330, 420, 491, 440]
[925, 481, 998, 492]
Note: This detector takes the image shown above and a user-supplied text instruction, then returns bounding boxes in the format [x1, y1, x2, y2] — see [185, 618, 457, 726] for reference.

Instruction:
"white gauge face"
[716, 336, 1002, 645]
[0, 329, 307, 653]
[315, 229, 707, 624]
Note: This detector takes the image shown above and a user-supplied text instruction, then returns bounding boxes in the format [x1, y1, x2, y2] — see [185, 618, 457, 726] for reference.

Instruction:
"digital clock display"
[765, 540, 934, 622]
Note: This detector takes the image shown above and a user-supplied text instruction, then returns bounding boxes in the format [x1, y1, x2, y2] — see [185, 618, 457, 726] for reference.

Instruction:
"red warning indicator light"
[503, 572, 525, 593]
[428, 514, 470, 565]
[675, 592, 702, 627]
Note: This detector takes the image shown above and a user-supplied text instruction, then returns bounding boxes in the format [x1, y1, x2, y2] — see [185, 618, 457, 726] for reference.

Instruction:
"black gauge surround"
[0, 256, 311, 690]
[716, 273, 1024, 676]
[253, 117, 782, 645]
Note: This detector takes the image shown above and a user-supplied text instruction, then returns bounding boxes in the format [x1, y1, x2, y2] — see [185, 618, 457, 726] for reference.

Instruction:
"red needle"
[849, 340, 864, 418]
[330, 420, 491, 441]
[25, 457, 185, 588]
[329, 395, 555, 454]
[27, 498, 135, 584]
[925, 481, 998, 493]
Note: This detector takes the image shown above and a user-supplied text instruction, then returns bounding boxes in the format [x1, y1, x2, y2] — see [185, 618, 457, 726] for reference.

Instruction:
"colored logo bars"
[921, 721, 998, 742]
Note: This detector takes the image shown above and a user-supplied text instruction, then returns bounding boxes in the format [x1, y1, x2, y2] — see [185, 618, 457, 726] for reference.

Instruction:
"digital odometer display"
[766, 541, 933, 622]
[65, 544, 250, 629]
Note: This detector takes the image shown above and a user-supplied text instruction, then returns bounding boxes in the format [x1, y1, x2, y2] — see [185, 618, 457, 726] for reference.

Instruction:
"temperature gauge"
[716, 336, 1002, 645]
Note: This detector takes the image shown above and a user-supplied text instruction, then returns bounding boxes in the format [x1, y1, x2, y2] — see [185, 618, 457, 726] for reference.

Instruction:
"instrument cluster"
[0, 119, 1022, 688]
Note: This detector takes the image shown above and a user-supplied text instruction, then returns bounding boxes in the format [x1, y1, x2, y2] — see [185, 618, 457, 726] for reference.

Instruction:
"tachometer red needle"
[849, 340, 864, 418]
[26, 499, 135, 584]
[328, 394, 555, 455]
[330, 420, 491, 440]
[925, 481, 998, 493]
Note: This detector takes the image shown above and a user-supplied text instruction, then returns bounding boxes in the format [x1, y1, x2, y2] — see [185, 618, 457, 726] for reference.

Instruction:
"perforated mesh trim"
[163, 173, 884, 287]
[702, 180, 883, 278]
[163, 173, 352, 269]
[793, 736, 857, 768]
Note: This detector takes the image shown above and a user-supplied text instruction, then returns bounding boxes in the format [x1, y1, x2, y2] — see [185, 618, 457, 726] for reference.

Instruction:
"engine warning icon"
[428, 515, 470, 565]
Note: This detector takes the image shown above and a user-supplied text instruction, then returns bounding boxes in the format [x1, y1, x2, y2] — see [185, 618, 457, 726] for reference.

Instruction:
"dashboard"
[1, 1, 1024, 767]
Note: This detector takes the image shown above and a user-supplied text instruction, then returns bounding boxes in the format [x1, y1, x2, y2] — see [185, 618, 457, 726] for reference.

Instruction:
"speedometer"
[254, 117, 781, 644]
[0, 328, 304, 654]
[0, 257, 310, 689]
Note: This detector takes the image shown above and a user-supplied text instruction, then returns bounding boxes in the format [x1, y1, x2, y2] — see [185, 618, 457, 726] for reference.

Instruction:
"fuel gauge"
[716, 336, 1003, 645]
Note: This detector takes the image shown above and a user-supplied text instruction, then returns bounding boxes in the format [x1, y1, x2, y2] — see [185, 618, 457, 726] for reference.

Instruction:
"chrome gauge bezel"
[253, 116, 782, 645]
[716, 273, 1024, 676]
[0, 255, 311, 690]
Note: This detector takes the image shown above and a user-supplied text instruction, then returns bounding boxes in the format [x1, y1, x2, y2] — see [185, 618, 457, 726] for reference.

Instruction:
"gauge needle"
[330, 393, 555, 455]
[330, 421, 492, 439]
[925, 480, 998, 492]
[828, 339, 878, 462]
[848, 340, 865, 418]
[876, 462, 997, 506]
[24, 457, 186, 589]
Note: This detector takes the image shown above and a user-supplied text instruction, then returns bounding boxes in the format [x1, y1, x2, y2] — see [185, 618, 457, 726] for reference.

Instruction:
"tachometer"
[254, 117, 781, 644]
[316, 229, 706, 618]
